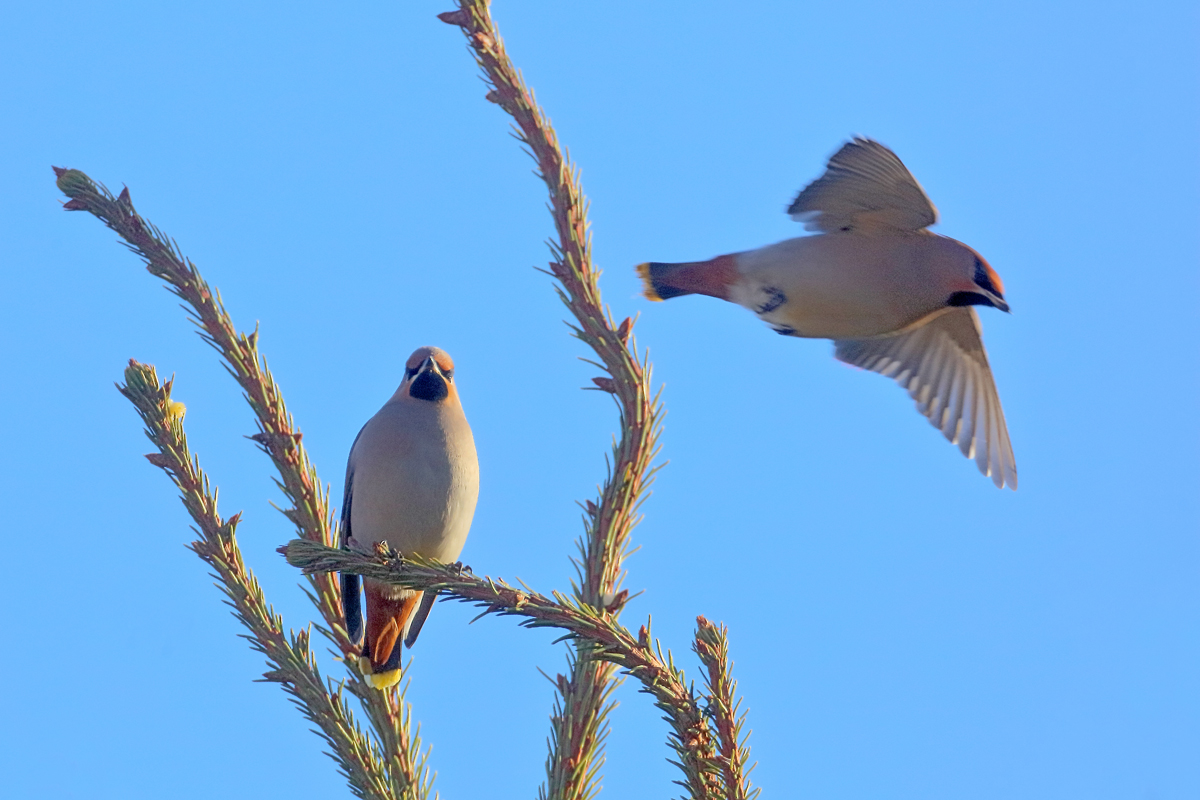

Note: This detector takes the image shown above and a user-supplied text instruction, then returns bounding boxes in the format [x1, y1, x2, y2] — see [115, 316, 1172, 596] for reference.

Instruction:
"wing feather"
[788, 137, 938, 232]
[834, 307, 1017, 489]
[339, 424, 369, 647]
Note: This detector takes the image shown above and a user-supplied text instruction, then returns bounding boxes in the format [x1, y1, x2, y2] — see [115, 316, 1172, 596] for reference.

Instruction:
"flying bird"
[340, 346, 480, 689]
[637, 138, 1017, 489]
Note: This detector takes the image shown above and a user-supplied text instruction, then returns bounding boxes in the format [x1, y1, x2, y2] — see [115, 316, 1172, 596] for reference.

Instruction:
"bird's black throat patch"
[947, 290, 994, 309]
[410, 371, 449, 402]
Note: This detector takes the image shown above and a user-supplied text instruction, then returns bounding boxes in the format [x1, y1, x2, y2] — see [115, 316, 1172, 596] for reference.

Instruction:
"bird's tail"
[359, 587, 422, 689]
[636, 255, 737, 302]
[636, 262, 682, 301]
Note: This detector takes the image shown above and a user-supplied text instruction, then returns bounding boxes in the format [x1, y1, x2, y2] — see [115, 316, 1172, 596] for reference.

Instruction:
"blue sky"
[2, 2, 1197, 798]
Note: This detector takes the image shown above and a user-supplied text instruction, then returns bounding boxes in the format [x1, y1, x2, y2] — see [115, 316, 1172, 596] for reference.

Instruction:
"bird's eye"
[442, 369, 453, 380]
[405, 366, 419, 379]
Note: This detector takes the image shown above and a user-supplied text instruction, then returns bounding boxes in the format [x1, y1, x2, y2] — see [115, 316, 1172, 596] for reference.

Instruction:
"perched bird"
[637, 138, 1017, 488]
[340, 346, 480, 689]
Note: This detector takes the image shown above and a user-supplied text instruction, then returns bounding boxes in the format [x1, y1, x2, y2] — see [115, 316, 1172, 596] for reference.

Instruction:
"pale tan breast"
[348, 400, 479, 564]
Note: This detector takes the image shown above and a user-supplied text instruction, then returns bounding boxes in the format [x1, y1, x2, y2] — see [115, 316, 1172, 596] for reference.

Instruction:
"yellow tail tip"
[635, 262, 664, 302]
[365, 669, 402, 690]
[357, 656, 402, 690]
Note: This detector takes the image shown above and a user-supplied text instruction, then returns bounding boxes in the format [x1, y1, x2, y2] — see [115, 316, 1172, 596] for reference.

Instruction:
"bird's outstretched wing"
[788, 137, 938, 233]
[834, 307, 1017, 489]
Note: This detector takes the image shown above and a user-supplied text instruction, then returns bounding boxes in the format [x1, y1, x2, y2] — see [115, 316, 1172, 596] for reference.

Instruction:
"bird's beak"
[992, 296, 1010, 313]
[409, 357, 449, 402]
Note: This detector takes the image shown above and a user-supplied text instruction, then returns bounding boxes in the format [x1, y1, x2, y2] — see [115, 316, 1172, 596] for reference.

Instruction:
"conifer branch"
[436, 4, 666, 797]
[694, 619, 759, 800]
[286, 540, 725, 799]
[118, 360, 427, 800]
[56, 168, 430, 799]
[57, 8, 758, 796]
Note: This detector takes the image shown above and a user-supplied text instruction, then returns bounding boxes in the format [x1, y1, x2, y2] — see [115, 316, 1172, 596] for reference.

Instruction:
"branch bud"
[436, 10, 468, 26]
[592, 377, 616, 393]
[249, 431, 298, 452]
[54, 168, 92, 196]
[601, 589, 629, 614]
[616, 317, 632, 344]
[144, 453, 170, 468]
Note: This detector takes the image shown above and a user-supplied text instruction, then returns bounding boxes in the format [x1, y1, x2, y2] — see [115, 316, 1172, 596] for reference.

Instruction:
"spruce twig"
[118, 360, 417, 800]
[694, 619, 759, 800]
[56, 168, 431, 800]
[436, 4, 672, 798]
[286, 540, 726, 799]
[58, 7, 759, 795]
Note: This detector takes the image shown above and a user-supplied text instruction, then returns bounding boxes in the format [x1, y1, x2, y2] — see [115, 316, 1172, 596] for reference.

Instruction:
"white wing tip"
[789, 209, 824, 231]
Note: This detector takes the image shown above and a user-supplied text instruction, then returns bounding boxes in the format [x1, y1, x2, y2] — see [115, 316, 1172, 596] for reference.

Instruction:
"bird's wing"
[339, 425, 368, 647]
[403, 590, 439, 649]
[834, 307, 1017, 489]
[788, 138, 938, 233]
